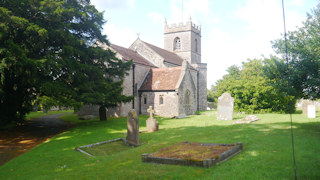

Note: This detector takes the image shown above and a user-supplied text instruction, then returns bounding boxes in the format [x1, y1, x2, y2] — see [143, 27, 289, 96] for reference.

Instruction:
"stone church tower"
[164, 18, 201, 64]
[77, 19, 207, 118]
[164, 19, 207, 111]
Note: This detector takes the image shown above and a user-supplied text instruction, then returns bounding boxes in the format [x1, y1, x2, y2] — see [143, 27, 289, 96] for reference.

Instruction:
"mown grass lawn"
[0, 111, 319, 179]
[26, 110, 73, 120]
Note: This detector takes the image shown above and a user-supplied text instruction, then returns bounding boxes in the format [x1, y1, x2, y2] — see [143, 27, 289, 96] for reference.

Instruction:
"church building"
[77, 19, 207, 117]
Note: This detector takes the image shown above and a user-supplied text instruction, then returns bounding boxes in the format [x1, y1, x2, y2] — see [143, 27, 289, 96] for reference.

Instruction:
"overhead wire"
[281, 0, 298, 179]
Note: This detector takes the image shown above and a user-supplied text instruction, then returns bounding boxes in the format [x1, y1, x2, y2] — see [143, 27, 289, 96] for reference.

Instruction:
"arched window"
[195, 39, 198, 52]
[159, 95, 164, 105]
[174, 37, 181, 50]
[185, 90, 191, 105]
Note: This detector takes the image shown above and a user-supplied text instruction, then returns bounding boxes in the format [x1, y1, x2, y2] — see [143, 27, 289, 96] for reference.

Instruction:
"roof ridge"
[110, 43, 157, 67]
[141, 40, 184, 66]
[142, 41, 178, 54]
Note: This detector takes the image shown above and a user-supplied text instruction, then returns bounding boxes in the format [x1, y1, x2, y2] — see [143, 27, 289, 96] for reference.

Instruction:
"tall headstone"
[126, 110, 140, 146]
[302, 99, 313, 114]
[307, 105, 316, 118]
[146, 106, 159, 132]
[217, 93, 234, 120]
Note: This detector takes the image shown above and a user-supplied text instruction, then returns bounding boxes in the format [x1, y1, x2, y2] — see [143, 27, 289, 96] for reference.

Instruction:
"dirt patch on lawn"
[0, 114, 72, 166]
[150, 141, 235, 161]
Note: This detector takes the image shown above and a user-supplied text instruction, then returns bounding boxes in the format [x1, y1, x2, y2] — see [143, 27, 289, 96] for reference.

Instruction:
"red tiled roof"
[110, 44, 156, 67]
[142, 41, 184, 66]
[139, 67, 182, 91]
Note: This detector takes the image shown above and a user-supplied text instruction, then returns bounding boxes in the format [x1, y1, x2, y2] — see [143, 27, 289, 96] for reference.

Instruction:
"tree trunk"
[99, 106, 107, 121]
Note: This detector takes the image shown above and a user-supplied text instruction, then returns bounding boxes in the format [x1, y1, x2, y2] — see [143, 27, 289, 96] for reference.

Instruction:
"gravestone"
[217, 92, 234, 120]
[307, 105, 316, 118]
[302, 100, 313, 114]
[126, 110, 140, 146]
[146, 106, 159, 132]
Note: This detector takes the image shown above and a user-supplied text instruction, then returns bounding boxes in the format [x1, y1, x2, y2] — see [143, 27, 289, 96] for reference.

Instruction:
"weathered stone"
[233, 115, 260, 124]
[79, 115, 96, 120]
[146, 106, 159, 132]
[308, 105, 316, 118]
[207, 102, 216, 110]
[76, 19, 207, 118]
[126, 110, 140, 146]
[217, 93, 234, 120]
[302, 99, 313, 114]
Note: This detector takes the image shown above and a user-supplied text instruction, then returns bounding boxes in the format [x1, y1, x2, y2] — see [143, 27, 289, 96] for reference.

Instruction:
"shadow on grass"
[1, 112, 319, 179]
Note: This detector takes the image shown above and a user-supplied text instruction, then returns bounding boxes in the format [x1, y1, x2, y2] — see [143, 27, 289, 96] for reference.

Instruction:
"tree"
[272, 3, 320, 100]
[0, 0, 132, 125]
[215, 59, 295, 113]
[207, 85, 218, 103]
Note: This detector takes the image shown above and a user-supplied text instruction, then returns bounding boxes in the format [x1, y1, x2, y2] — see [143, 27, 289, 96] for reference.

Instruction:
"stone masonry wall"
[178, 68, 197, 115]
[130, 39, 165, 68]
[77, 63, 151, 118]
[118, 63, 151, 117]
[198, 63, 207, 110]
[140, 91, 179, 117]
[164, 21, 201, 65]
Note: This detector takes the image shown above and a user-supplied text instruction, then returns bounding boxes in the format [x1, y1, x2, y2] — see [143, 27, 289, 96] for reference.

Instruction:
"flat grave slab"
[142, 141, 242, 168]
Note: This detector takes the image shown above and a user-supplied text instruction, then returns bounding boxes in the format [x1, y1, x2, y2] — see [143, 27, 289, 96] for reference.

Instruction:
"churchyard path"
[0, 113, 72, 166]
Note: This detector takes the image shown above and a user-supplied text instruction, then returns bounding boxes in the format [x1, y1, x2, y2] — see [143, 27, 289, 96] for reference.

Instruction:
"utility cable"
[281, 0, 297, 179]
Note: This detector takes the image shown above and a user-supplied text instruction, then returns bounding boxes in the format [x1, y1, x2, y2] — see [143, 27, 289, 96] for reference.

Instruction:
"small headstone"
[146, 106, 159, 132]
[308, 105, 316, 118]
[302, 100, 313, 114]
[126, 110, 140, 146]
[217, 93, 234, 120]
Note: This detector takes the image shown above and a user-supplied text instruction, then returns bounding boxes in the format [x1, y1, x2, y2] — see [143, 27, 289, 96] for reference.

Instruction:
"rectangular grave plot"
[142, 142, 243, 168]
[75, 138, 132, 157]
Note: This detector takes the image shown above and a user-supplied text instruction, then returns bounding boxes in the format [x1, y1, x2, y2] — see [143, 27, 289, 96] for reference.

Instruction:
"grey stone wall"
[129, 39, 165, 68]
[117, 63, 151, 117]
[77, 63, 151, 118]
[140, 91, 179, 117]
[198, 63, 207, 110]
[76, 104, 100, 117]
[177, 66, 197, 115]
[164, 20, 201, 65]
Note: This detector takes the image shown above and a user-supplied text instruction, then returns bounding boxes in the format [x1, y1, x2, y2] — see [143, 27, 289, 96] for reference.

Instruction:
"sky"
[91, 0, 318, 88]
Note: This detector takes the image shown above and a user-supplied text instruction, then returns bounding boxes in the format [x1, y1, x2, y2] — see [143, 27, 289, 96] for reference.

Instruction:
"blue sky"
[91, 0, 318, 88]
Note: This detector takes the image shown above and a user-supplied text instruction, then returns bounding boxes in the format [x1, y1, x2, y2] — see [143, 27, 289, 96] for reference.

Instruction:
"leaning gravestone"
[308, 105, 316, 118]
[146, 106, 159, 132]
[217, 92, 234, 120]
[126, 110, 140, 146]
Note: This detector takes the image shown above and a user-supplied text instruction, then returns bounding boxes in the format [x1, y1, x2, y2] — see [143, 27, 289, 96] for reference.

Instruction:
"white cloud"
[91, 0, 135, 11]
[148, 12, 165, 24]
[289, 0, 305, 7]
[203, 0, 306, 87]
[103, 24, 137, 48]
[203, 28, 234, 87]
[168, 0, 209, 24]
[233, 0, 305, 57]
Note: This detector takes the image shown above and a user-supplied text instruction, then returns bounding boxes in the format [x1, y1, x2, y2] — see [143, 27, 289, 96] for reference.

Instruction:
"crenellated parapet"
[164, 19, 201, 35]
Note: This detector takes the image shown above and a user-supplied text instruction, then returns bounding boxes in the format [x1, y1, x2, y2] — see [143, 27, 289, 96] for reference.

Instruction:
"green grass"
[0, 111, 319, 179]
[81, 141, 133, 157]
[26, 110, 73, 120]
